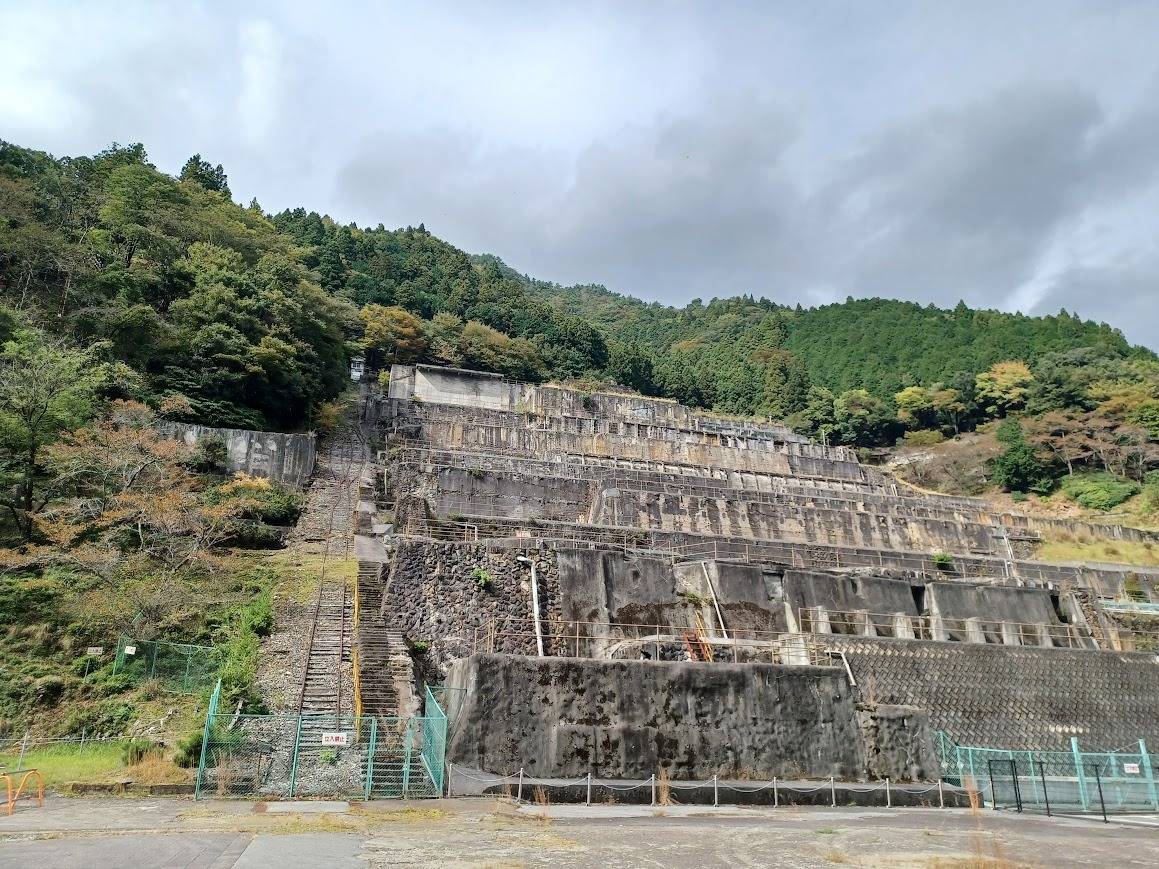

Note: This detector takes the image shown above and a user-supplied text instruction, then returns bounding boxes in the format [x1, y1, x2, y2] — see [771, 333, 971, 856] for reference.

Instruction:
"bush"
[173, 729, 205, 767]
[188, 436, 228, 475]
[1010, 491, 1029, 503]
[900, 429, 945, 447]
[1060, 473, 1140, 512]
[931, 552, 955, 571]
[471, 567, 493, 590]
[991, 440, 1056, 495]
[122, 738, 161, 765]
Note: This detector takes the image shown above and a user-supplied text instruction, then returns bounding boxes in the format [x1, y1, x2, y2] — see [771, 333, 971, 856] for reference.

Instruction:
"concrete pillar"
[964, 617, 986, 645]
[810, 607, 833, 634]
[847, 609, 874, 637]
[929, 613, 950, 642]
[1037, 624, 1055, 648]
[1000, 621, 1021, 646]
[892, 613, 916, 640]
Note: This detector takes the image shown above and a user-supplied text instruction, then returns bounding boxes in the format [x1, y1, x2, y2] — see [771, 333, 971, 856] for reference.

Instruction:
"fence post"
[402, 720, 413, 798]
[16, 731, 29, 771]
[194, 703, 216, 801]
[773, 776, 778, 808]
[885, 777, 891, 808]
[1038, 761, 1051, 818]
[713, 774, 718, 807]
[1091, 764, 1108, 823]
[364, 717, 377, 800]
[938, 779, 944, 809]
[288, 718, 303, 801]
[517, 767, 524, 803]
[1071, 737, 1089, 811]
[830, 776, 836, 807]
[1141, 739, 1158, 811]
[586, 772, 592, 806]
[651, 773, 656, 806]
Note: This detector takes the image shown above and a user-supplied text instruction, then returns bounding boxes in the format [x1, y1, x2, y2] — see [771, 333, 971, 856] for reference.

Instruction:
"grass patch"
[0, 741, 127, 788]
[1035, 538, 1159, 568]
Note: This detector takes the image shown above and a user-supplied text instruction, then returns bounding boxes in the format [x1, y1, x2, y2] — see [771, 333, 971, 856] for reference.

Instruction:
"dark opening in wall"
[911, 583, 927, 615]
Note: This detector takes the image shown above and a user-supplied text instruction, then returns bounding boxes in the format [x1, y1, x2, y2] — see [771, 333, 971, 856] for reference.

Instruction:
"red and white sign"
[320, 732, 349, 747]
[1124, 762, 1141, 775]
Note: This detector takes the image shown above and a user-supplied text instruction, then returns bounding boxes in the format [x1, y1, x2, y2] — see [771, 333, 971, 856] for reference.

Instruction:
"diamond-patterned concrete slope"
[828, 636, 1159, 750]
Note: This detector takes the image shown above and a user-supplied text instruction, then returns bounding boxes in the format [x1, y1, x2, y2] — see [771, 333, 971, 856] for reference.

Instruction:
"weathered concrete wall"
[443, 654, 934, 780]
[596, 489, 1001, 556]
[832, 636, 1159, 750]
[927, 583, 1060, 628]
[782, 571, 918, 624]
[156, 422, 315, 486]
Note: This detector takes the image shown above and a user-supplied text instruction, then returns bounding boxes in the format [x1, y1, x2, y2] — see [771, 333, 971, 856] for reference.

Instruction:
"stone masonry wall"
[382, 540, 560, 676]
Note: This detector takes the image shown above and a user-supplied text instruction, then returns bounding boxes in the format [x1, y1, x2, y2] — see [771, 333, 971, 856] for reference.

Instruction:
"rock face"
[443, 653, 924, 780]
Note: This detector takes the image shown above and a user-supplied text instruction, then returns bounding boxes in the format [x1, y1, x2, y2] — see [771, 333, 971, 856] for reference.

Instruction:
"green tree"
[179, 154, 231, 197]
[0, 329, 105, 539]
[360, 304, 428, 367]
[991, 419, 1055, 494]
[975, 360, 1033, 417]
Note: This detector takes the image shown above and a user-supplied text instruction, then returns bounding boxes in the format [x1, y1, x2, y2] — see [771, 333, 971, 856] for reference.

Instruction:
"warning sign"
[123, 645, 137, 655]
[86, 646, 103, 656]
[320, 732, 349, 747]
[1124, 762, 1141, 775]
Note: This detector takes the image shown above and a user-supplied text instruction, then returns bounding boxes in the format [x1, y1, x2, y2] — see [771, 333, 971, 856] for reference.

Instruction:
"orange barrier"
[3, 768, 44, 815]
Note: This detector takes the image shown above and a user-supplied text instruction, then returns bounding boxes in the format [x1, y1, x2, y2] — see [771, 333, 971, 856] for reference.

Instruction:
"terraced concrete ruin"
[348, 364, 1159, 791]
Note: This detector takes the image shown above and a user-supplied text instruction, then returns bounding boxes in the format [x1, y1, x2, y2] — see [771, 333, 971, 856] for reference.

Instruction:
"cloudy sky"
[3, 1, 1158, 348]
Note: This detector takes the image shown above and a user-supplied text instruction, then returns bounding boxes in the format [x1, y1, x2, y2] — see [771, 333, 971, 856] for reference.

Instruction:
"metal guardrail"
[471, 618, 836, 665]
[799, 606, 1108, 650]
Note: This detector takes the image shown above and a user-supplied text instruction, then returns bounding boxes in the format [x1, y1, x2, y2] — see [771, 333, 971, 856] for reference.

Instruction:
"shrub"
[1059, 473, 1140, 512]
[900, 429, 945, 448]
[408, 639, 430, 654]
[931, 552, 955, 570]
[122, 738, 161, 766]
[173, 729, 206, 767]
[471, 567, 493, 590]
[1010, 491, 1029, 503]
[188, 436, 229, 474]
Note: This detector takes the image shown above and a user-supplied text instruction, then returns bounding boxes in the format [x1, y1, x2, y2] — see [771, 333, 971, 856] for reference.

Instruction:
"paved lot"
[2, 797, 1157, 867]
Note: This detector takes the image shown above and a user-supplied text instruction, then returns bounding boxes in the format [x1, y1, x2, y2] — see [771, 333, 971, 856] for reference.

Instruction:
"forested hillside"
[2, 137, 1158, 496]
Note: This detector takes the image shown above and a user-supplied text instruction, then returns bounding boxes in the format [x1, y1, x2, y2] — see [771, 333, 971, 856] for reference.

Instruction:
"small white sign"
[1124, 762, 1141, 775]
[123, 645, 137, 655]
[86, 646, 103, 656]
[321, 732, 349, 747]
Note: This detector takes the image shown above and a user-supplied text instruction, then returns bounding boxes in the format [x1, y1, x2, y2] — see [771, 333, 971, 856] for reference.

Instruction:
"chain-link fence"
[194, 681, 448, 800]
[936, 731, 1159, 815]
[113, 636, 219, 693]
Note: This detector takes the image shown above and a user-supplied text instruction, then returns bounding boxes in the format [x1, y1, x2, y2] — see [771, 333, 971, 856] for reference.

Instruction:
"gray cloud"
[3, 1, 1159, 348]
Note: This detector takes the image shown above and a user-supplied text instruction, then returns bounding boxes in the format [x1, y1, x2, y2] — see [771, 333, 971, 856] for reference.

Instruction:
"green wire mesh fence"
[113, 636, 219, 693]
[194, 683, 448, 800]
[936, 731, 1159, 814]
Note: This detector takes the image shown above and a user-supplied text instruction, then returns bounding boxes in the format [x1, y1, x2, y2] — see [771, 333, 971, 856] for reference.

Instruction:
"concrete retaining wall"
[156, 422, 315, 486]
[444, 653, 938, 781]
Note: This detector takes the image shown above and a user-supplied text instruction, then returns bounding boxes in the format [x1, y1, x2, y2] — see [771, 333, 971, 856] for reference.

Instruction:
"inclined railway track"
[295, 406, 369, 719]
